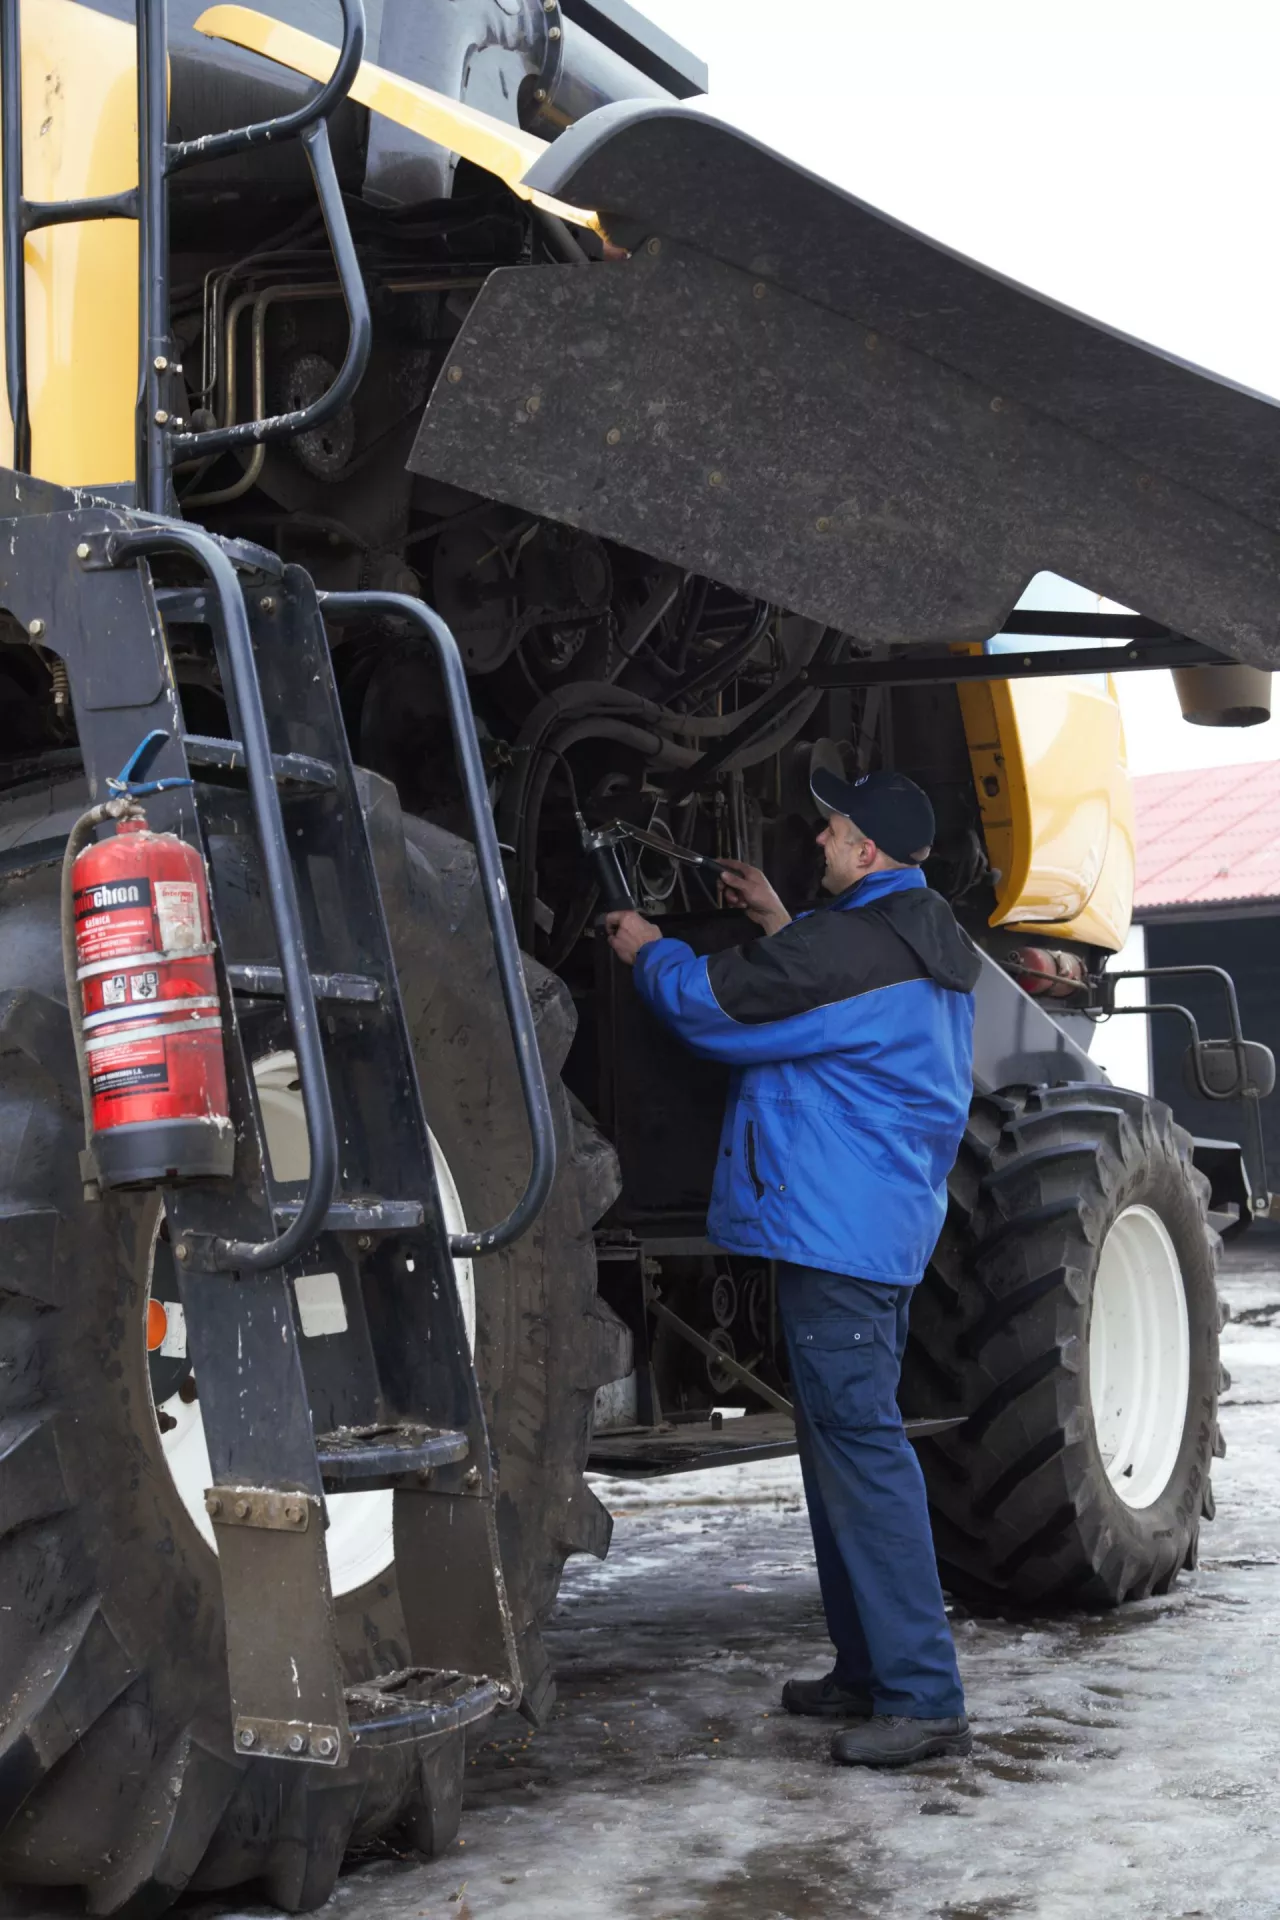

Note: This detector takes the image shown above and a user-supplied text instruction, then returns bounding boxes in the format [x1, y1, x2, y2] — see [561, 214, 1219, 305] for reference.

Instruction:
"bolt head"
[532, 86, 547, 101]
[605, 426, 622, 445]
[990, 396, 1005, 413]
[206, 1494, 223, 1517]
[27, 618, 44, 638]
[154, 409, 169, 426]
[815, 516, 831, 534]
[547, 21, 560, 35]
[543, 0, 557, 9]
[316, 1735, 336, 1758]
[153, 355, 168, 372]
[285, 1502, 304, 1525]
[446, 364, 464, 384]
[238, 1727, 257, 1749]
[75, 541, 91, 560]
[175, 1242, 189, 1260]
[525, 394, 541, 415]
[708, 470, 724, 487]
[288, 1733, 307, 1754]
[234, 1498, 251, 1520]
[356, 1232, 372, 1251]
[259, 595, 275, 612]
[753, 282, 767, 299]
[645, 237, 661, 256]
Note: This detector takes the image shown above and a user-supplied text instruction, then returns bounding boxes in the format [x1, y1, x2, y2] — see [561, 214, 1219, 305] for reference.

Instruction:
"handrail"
[322, 592, 558, 1257]
[169, 120, 371, 462]
[102, 523, 339, 1270]
[166, 0, 364, 171]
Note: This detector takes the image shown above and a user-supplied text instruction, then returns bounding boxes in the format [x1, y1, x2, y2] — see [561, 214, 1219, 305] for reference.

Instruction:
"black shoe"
[781, 1672, 874, 1719]
[831, 1714, 972, 1767]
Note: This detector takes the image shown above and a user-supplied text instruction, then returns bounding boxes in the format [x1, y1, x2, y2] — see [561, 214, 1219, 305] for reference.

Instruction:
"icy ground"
[206, 1237, 1280, 1918]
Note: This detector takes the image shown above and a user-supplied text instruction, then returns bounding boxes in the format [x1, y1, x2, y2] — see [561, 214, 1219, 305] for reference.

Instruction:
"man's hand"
[606, 909, 663, 966]
[718, 859, 792, 935]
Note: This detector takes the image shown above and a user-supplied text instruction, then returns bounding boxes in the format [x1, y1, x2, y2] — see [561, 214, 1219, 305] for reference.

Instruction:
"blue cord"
[106, 728, 193, 799]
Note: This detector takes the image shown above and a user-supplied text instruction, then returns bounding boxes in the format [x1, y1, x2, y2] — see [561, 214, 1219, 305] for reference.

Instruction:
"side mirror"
[1183, 1038, 1276, 1101]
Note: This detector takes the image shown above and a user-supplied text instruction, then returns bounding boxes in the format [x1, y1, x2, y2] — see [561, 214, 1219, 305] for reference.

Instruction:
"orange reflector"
[146, 1298, 168, 1353]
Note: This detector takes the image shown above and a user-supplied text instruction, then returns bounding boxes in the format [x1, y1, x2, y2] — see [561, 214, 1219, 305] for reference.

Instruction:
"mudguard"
[410, 101, 1280, 665]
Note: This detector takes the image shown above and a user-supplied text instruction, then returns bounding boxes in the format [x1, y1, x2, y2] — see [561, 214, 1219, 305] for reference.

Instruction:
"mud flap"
[410, 102, 1280, 666]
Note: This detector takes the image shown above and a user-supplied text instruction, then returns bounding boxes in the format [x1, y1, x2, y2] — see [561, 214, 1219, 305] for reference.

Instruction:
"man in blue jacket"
[606, 768, 980, 1768]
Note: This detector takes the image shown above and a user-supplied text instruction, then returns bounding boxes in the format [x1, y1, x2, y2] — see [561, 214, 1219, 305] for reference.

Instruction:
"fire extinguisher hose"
[61, 796, 146, 1184]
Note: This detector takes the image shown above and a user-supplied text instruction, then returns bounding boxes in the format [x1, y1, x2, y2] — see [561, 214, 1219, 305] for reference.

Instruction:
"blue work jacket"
[632, 867, 979, 1286]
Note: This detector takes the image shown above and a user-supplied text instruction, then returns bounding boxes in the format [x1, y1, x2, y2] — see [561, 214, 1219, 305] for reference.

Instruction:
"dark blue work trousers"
[777, 1260, 965, 1719]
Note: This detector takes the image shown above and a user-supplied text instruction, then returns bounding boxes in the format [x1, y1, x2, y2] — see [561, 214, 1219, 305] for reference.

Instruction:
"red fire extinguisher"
[73, 815, 235, 1188]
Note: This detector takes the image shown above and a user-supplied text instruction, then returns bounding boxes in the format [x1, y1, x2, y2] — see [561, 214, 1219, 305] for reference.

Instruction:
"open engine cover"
[411, 101, 1280, 665]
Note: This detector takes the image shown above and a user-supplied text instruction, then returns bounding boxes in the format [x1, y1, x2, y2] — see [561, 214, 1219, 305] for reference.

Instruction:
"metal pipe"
[136, 0, 172, 512]
[1, 0, 30, 471]
[183, 277, 475, 508]
[322, 591, 558, 1258]
[170, 120, 371, 463]
[104, 525, 339, 1271]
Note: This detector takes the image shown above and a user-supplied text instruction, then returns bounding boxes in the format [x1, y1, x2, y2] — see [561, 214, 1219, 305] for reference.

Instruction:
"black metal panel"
[523, 102, 1280, 536]
[413, 126, 1280, 665]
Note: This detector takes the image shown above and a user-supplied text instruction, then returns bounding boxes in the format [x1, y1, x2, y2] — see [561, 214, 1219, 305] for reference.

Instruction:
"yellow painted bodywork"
[959, 661, 1135, 951]
[194, 5, 603, 233]
[0, 0, 138, 485]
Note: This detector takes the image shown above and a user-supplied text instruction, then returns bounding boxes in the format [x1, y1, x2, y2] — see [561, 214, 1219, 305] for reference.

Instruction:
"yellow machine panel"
[958, 663, 1135, 952]
[0, 0, 138, 486]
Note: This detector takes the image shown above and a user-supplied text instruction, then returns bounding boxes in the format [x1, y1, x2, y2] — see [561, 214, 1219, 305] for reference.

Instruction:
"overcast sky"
[639, 0, 1280, 778]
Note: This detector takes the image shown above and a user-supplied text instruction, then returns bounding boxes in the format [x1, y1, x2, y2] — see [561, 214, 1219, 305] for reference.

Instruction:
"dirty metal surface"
[413, 234, 1280, 667]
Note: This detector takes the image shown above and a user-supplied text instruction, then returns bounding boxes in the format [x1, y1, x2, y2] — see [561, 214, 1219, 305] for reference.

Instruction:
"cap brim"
[809, 766, 851, 823]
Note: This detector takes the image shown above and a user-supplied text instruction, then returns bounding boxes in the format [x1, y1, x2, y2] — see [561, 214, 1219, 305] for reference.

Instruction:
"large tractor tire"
[902, 1081, 1224, 1609]
[0, 772, 623, 1914]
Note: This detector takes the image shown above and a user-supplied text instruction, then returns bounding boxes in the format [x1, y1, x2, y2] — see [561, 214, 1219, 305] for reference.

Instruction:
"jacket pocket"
[788, 1316, 886, 1430]
[744, 1119, 765, 1202]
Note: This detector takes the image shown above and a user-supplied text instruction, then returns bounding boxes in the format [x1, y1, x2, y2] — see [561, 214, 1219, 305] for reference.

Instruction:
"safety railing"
[323, 591, 558, 1257]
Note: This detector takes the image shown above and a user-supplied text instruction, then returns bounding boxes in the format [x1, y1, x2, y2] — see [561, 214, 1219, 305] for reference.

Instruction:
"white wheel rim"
[1088, 1204, 1190, 1510]
[150, 1050, 475, 1597]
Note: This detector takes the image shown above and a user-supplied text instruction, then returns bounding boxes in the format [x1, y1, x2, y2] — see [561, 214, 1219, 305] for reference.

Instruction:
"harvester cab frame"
[0, 0, 1272, 1907]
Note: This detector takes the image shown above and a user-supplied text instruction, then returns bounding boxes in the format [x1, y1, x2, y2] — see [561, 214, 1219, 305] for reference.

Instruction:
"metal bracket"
[235, 1716, 343, 1764]
[204, 1486, 315, 1532]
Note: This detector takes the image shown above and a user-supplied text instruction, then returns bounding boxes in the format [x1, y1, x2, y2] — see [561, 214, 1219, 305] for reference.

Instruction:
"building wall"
[1144, 912, 1280, 1195]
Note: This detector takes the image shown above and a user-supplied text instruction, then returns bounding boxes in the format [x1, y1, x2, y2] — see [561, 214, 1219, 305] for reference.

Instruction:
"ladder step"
[346, 1668, 502, 1747]
[183, 732, 337, 791]
[272, 1197, 425, 1233]
[228, 963, 381, 1004]
[315, 1422, 469, 1487]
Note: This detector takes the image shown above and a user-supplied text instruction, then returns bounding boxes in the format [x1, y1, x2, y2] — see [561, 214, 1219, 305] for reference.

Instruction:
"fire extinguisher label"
[154, 881, 202, 953]
[89, 1054, 170, 1096]
[74, 874, 154, 963]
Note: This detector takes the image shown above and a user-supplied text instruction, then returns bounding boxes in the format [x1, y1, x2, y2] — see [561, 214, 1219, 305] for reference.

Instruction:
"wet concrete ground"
[224, 1238, 1280, 1919]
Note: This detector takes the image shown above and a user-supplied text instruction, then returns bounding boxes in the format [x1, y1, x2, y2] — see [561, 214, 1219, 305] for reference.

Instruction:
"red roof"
[1134, 760, 1280, 912]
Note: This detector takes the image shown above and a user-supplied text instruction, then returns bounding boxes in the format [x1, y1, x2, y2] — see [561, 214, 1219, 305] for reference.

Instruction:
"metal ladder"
[0, 489, 556, 1763]
[0, 0, 557, 1763]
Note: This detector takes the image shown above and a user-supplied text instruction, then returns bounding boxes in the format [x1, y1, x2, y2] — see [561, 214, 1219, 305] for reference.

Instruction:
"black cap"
[810, 768, 935, 865]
